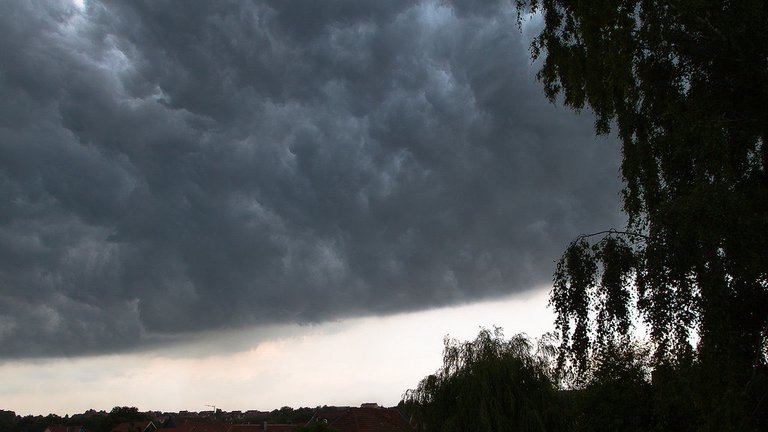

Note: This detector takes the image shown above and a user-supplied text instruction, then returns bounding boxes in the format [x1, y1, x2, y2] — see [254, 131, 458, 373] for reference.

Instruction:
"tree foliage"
[1, 406, 151, 432]
[569, 342, 653, 432]
[404, 328, 565, 432]
[246, 406, 315, 425]
[515, 1, 768, 430]
[98, 406, 151, 432]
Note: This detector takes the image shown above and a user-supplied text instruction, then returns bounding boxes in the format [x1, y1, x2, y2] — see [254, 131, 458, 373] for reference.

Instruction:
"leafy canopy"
[404, 328, 565, 432]
[515, 0, 767, 429]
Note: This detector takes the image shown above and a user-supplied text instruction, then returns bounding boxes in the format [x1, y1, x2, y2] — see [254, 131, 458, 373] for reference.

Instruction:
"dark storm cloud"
[0, 0, 623, 358]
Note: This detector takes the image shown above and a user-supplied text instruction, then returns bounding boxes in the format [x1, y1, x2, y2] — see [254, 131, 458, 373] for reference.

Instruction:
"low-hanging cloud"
[0, 0, 623, 358]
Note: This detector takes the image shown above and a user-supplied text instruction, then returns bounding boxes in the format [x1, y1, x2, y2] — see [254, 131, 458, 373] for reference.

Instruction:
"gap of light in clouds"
[0, 289, 553, 416]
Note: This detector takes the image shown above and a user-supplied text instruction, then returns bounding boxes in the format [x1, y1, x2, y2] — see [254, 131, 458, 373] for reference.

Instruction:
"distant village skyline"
[20, 403, 419, 432]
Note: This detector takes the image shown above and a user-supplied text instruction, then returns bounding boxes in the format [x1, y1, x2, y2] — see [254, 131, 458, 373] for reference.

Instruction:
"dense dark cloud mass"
[0, 0, 623, 357]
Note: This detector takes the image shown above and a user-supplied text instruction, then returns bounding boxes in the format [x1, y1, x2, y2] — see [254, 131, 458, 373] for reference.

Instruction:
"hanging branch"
[572, 228, 650, 244]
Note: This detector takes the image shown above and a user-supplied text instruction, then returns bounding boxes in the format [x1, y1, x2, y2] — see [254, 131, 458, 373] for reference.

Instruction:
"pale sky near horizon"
[0, 0, 623, 416]
[1, 288, 553, 416]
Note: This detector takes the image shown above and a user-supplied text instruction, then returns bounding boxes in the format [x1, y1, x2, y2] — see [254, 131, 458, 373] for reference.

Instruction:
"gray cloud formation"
[0, 0, 622, 358]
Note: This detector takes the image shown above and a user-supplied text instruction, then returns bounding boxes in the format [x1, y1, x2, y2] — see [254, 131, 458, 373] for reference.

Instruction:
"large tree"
[515, 0, 767, 430]
[404, 329, 565, 432]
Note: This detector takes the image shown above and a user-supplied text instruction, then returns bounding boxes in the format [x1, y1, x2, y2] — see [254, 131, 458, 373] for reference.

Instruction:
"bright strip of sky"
[1, 289, 552, 415]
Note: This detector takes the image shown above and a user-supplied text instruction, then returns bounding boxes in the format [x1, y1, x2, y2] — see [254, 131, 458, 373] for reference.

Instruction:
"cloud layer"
[0, 0, 622, 358]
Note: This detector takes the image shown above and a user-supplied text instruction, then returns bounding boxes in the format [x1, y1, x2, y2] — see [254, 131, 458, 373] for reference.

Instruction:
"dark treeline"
[242, 406, 316, 425]
[0, 405, 322, 432]
[404, 328, 766, 432]
[0, 407, 150, 432]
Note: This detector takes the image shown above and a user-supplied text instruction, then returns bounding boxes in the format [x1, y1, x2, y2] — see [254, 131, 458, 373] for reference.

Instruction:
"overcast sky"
[0, 0, 623, 414]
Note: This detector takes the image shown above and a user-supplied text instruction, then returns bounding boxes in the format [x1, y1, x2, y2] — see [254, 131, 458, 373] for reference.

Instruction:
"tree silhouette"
[404, 328, 565, 432]
[515, 1, 768, 430]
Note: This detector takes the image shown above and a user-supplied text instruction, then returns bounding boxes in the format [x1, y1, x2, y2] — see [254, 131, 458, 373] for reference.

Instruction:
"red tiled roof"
[166, 417, 230, 432]
[45, 426, 87, 432]
[311, 407, 414, 432]
[111, 421, 154, 432]
[227, 424, 299, 432]
[173, 425, 229, 432]
[264, 426, 300, 432]
[164, 418, 230, 432]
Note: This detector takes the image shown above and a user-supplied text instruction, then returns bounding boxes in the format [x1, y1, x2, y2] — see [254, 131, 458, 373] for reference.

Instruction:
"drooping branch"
[572, 228, 650, 243]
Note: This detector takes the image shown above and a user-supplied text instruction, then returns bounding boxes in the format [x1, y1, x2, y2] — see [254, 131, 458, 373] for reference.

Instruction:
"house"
[307, 404, 414, 432]
[110, 420, 158, 432]
[242, 411, 270, 419]
[226, 411, 244, 421]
